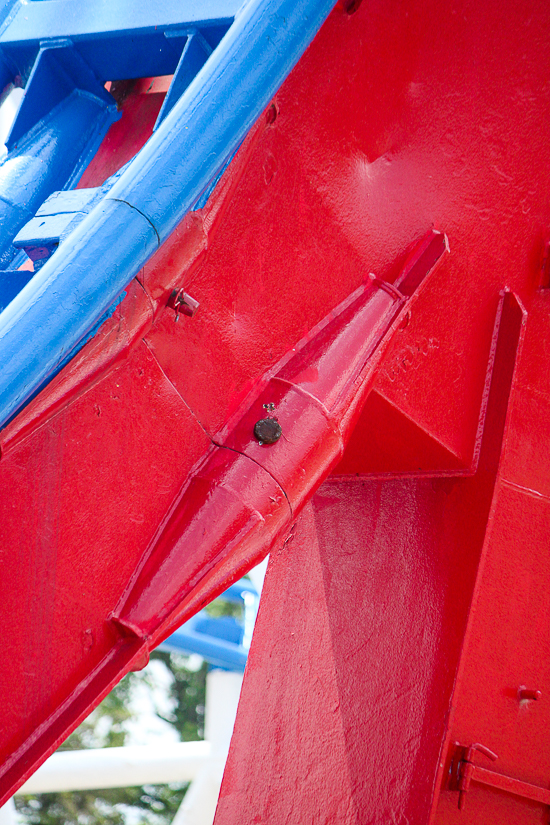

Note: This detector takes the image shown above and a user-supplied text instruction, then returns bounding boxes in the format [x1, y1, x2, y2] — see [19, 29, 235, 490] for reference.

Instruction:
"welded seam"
[131, 271, 155, 317]
[141, 341, 292, 515]
[141, 338, 211, 440]
[212, 437, 293, 516]
[106, 198, 161, 246]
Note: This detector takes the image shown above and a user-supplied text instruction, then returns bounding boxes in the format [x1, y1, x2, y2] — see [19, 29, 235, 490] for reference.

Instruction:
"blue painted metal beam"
[154, 30, 212, 130]
[0, 2, 237, 97]
[0, 36, 120, 268]
[0, 0, 240, 46]
[0, 0, 336, 428]
[161, 622, 249, 672]
[0, 79, 118, 267]
[0, 4, 236, 270]
[159, 581, 259, 672]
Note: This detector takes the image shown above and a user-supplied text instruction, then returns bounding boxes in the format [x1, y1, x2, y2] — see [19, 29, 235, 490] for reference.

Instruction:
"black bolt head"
[254, 417, 282, 445]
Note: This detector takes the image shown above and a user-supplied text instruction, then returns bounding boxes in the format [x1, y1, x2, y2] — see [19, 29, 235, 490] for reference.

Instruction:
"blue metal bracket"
[154, 30, 212, 130]
[7, 41, 114, 149]
[13, 186, 103, 267]
[0, 0, 237, 89]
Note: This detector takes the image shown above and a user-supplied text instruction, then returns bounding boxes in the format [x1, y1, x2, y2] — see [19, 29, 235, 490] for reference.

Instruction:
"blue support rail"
[159, 581, 259, 672]
[0, 0, 336, 428]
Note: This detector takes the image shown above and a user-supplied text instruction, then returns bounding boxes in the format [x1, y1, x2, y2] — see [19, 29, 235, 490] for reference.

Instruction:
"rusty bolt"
[254, 418, 282, 445]
[168, 289, 199, 321]
[339, 0, 363, 13]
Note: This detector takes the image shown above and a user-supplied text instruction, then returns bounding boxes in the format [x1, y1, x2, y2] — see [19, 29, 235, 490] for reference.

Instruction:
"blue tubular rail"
[159, 581, 260, 672]
[0, 0, 336, 429]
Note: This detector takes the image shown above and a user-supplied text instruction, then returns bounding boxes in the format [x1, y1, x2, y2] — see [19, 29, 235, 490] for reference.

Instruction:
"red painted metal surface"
[2, 0, 550, 819]
[214, 290, 525, 824]
[113, 232, 446, 650]
[213, 0, 550, 821]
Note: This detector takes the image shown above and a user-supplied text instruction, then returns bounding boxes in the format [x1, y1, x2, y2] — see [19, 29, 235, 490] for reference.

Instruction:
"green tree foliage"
[203, 599, 243, 621]
[15, 651, 208, 825]
[14, 784, 188, 825]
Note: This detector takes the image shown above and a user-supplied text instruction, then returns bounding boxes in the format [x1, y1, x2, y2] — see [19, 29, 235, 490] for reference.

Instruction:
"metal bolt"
[168, 288, 199, 321]
[340, 0, 363, 13]
[518, 686, 542, 702]
[254, 418, 282, 445]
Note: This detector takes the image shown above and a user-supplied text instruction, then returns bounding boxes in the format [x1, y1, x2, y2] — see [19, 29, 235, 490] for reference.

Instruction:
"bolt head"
[254, 418, 282, 445]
